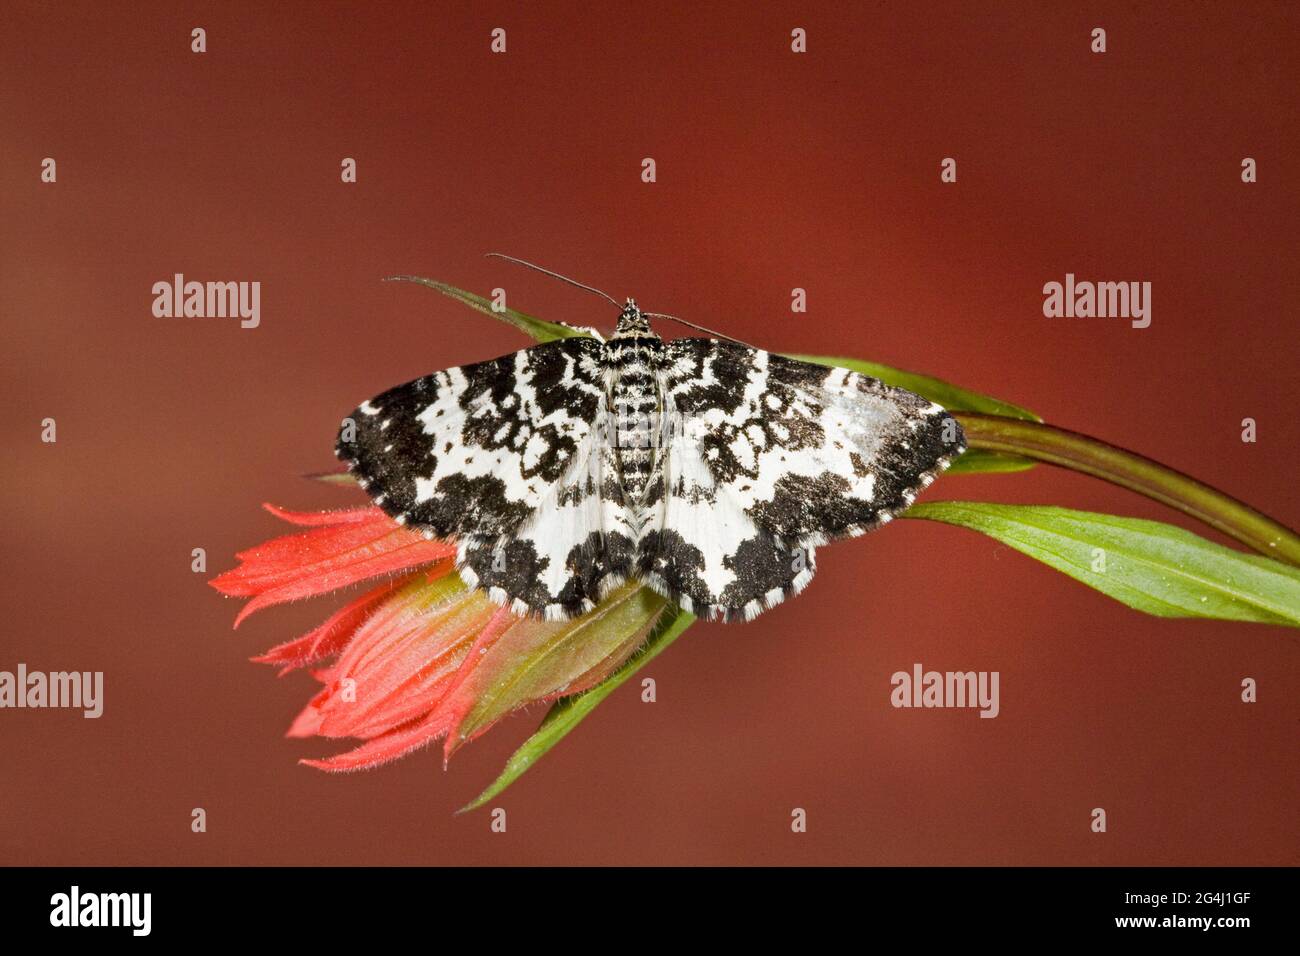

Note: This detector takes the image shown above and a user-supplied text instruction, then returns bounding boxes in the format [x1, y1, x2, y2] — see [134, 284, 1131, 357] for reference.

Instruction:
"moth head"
[615, 298, 651, 335]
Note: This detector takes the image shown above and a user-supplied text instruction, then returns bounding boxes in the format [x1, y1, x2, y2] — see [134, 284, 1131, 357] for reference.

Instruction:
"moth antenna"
[642, 312, 760, 349]
[485, 253, 621, 309]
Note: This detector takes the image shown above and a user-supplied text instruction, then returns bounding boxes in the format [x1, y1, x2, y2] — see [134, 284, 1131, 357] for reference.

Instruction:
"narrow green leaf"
[942, 449, 1037, 475]
[460, 604, 696, 812]
[384, 275, 590, 343]
[904, 502, 1300, 627]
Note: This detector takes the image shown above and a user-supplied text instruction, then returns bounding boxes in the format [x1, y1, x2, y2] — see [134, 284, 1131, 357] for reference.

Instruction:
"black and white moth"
[338, 296, 964, 621]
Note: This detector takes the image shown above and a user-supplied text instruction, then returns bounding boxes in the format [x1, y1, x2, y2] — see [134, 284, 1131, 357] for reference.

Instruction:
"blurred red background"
[1, 1, 1296, 865]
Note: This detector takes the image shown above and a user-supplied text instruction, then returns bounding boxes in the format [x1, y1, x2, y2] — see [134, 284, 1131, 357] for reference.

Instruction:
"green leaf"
[793, 354, 1040, 475]
[942, 449, 1038, 475]
[460, 604, 696, 812]
[904, 502, 1300, 627]
[384, 275, 591, 343]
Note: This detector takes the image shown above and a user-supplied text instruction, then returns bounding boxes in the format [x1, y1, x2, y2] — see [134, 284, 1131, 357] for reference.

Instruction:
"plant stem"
[952, 412, 1300, 568]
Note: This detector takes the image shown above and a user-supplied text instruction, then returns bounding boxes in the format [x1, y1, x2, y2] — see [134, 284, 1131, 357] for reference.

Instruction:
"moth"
[338, 259, 965, 622]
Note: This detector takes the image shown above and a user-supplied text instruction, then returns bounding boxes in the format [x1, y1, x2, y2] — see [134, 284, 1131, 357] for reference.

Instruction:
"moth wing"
[637, 420, 819, 621]
[457, 426, 639, 620]
[338, 337, 606, 536]
[637, 338, 964, 620]
[339, 337, 631, 617]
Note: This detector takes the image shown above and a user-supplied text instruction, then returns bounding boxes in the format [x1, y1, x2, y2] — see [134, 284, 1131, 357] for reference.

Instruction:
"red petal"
[343, 603, 519, 741]
[309, 580, 494, 740]
[299, 709, 455, 773]
[286, 685, 332, 738]
[424, 606, 532, 759]
[262, 502, 383, 527]
[210, 507, 456, 625]
[250, 574, 415, 676]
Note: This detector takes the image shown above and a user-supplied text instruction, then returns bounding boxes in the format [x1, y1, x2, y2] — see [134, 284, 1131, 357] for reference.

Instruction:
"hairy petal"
[297, 575, 488, 740]
[299, 710, 457, 773]
[251, 574, 417, 676]
[209, 504, 455, 625]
